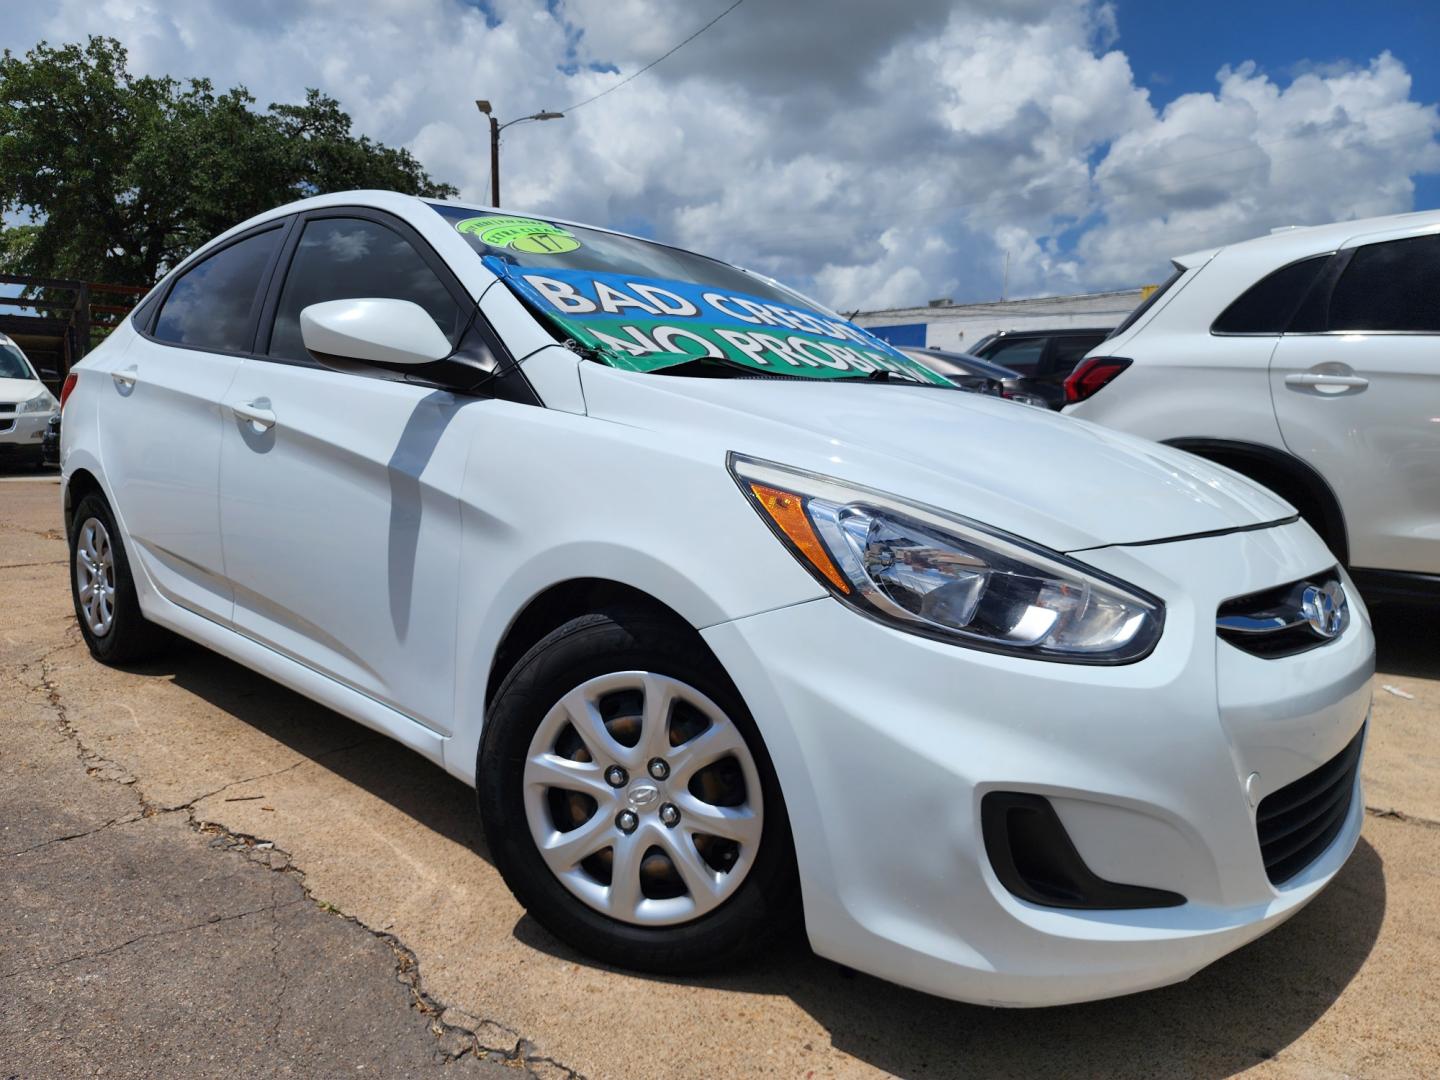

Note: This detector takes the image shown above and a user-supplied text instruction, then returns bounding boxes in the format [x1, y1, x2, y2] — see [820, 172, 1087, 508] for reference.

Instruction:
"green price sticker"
[455, 216, 581, 254]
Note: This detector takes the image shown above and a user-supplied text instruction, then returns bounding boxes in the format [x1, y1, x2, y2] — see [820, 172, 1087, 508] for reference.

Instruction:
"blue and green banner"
[442, 210, 947, 383]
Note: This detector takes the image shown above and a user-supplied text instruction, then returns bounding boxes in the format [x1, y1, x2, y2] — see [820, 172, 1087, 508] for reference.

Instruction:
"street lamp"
[475, 100, 565, 208]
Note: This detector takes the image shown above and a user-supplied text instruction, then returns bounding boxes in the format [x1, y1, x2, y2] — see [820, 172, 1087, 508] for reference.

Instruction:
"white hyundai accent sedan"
[59, 191, 1373, 1006]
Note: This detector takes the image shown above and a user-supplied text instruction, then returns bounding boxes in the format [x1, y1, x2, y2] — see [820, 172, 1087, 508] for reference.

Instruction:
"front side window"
[982, 338, 1045, 376]
[269, 217, 465, 362]
[1326, 234, 1440, 333]
[1212, 255, 1330, 334]
[431, 204, 948, 384]
[153, 228, 282, 352]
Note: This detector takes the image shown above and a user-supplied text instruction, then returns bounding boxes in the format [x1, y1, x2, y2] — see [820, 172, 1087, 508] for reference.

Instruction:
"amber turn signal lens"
[748, 483, 851, 594]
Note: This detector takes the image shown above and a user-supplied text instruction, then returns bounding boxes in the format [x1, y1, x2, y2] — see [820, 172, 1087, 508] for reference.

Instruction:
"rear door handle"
[231, 398, 277, 431]
[1285, 373, 1369, 389]
[111, 365, 138, 389]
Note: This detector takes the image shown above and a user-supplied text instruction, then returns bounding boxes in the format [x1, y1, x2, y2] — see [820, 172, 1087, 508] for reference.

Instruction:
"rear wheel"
[68, 492, 171, 664]
[479, 606, 798, 973]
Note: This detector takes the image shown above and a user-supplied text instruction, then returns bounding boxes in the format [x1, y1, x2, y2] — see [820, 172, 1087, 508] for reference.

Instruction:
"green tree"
[0, 36, 457, 285]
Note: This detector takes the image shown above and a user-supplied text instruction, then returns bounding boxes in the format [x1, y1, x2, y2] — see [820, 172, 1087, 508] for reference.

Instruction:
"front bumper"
[0, 410, 53, 457]
[702, 520, 1374, 1006]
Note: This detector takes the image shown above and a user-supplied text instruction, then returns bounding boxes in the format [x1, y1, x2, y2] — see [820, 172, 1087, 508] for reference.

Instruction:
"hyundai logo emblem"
[1300, 581, 1346, 639]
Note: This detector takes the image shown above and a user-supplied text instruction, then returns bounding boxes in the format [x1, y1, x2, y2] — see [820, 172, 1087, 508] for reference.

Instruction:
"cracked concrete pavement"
[3, 469, 1439, 1078]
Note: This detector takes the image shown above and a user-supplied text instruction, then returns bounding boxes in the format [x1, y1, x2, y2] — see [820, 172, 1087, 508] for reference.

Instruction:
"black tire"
[478, 605, 799, 973]
[68, 491, 171, 665]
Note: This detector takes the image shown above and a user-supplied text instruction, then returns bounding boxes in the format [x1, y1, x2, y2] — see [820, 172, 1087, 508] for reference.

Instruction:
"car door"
[1270, 226, 1440, 575]
[99, 222, 288, 622]
[218, 209, 487, 734]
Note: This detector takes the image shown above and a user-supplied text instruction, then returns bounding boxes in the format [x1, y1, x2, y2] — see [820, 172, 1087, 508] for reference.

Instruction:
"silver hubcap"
[523, 671, 763, 926]
[75, 517, 117, 637]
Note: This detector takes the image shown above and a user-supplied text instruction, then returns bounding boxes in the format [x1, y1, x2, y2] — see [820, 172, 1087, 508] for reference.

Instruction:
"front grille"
[1256, 726, 1364, 886]
[1217, 568, 1348, 658]
[0, 402, 15, 413]
[0, 419, 13, 433]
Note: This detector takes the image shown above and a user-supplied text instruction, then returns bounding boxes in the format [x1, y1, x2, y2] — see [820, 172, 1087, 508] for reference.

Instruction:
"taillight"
[59, 372, 78, 411]
[1064, 357, 1131, 404]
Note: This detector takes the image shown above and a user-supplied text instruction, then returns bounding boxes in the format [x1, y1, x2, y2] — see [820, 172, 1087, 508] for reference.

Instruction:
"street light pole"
[475, 101, 565, 209]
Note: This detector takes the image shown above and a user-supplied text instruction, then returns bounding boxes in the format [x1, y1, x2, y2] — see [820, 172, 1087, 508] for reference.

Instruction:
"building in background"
[854, 287, 1149, 352]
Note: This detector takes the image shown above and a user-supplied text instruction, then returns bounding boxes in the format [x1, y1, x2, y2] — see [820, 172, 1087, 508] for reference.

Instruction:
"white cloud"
[3, 1, 1438, 308]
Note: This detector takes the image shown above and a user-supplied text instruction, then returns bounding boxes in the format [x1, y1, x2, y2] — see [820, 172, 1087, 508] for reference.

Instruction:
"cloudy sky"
[5, 0, 1439, 310]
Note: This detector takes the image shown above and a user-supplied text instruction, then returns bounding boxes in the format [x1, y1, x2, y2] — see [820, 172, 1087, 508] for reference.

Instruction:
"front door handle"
[111, 365, 138, 389]
[1284, 373, 1369, 390]
[231, 398, 277, 431]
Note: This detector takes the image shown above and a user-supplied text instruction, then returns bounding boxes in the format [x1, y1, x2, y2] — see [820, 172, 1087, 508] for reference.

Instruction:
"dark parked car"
[902, 348, 1054, 409]
[969, 327, 1112, 407]
[41, 413, 60, 467]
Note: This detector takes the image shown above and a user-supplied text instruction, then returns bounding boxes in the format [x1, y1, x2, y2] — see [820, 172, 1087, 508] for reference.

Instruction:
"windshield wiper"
[827, 369, 958, 389]
[644, 356, 813, 380]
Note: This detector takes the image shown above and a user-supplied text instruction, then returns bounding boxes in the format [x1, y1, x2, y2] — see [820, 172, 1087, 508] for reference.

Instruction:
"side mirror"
[299, 298, 453, 367]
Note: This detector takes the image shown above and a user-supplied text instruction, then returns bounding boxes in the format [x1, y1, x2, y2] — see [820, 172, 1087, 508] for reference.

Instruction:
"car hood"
[577, 366, 1295, 553]
[0, 377, 45, 403]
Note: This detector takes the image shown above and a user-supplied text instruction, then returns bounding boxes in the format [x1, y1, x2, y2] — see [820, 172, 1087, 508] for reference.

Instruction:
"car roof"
[1175, 208, 1440, 268]
[983, 328, 1111, 340]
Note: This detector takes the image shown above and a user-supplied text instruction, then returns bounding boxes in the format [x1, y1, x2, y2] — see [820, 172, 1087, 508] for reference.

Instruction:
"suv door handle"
[1285, 373, 1369, 389]
[231, 399, 277, 431]
[111, 365, 138, 389]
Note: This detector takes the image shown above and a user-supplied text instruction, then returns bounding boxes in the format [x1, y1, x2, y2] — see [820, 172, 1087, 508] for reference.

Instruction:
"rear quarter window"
[1211, 255, 1331, 334]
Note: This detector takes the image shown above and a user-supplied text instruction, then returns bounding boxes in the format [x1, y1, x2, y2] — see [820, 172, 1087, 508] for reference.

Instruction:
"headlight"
[729, 454, 1163, 664]
[18, 390, 57, 415]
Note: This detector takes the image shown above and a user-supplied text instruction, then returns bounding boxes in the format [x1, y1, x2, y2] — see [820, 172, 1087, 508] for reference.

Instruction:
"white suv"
[1065, 210, 1440, 604]
[0, 332, 59, 468]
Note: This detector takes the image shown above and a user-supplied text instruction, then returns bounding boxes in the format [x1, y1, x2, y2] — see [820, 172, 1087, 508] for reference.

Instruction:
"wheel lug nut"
[604, 765, 628, 788]
[615, 809, 639, 834]
[647, 758, 670, 781]
[659, 803, 680, 828]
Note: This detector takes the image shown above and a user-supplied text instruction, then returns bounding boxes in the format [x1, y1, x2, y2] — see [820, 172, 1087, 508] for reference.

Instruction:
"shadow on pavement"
[148, 637, 1387, 1080]
[516, 838, 1385, 1079]
[1370, 600, 1440, 680]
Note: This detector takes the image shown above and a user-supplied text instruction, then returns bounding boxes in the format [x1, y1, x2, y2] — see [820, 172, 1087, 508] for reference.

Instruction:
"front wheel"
[478, 606, 799, 973]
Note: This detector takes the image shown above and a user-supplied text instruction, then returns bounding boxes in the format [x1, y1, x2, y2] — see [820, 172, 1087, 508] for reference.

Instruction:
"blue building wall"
[865, 322, 927, 347]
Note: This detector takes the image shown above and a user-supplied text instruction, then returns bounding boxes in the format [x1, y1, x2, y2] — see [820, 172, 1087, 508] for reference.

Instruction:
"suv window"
[1109, 265, 1183, 339]
[1212, 255, 1330, 334]
[268, 217, 465, 362]
[1326, 234, 1440, 333]
[153, 228, 283, 352]
[1045, 334, 1107, 376]
[982, 338, 1045, 375]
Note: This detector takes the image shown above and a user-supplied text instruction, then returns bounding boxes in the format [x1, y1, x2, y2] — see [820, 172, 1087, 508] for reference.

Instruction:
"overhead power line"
[561, 0, 745, 114]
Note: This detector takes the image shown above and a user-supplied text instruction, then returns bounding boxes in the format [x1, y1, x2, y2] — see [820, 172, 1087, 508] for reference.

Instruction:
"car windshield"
[0, 340, 36, 381]
[430, 204, 948, 385]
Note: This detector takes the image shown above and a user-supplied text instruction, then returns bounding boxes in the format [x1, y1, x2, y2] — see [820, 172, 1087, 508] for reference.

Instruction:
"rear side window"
[1212, 255, 1330, 334]
[1326, 234, 1440, 332]
[268, 217, 465, 362]
[153, 228, 283, 352]
[1044, 334, 1107, 376]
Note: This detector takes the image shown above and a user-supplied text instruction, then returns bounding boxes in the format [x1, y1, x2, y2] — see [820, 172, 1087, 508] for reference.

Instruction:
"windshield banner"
[483, 258, 947, 383]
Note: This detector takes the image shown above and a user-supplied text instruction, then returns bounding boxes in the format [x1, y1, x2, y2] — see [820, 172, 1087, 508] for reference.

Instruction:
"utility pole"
[475, 101, 566, 209]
